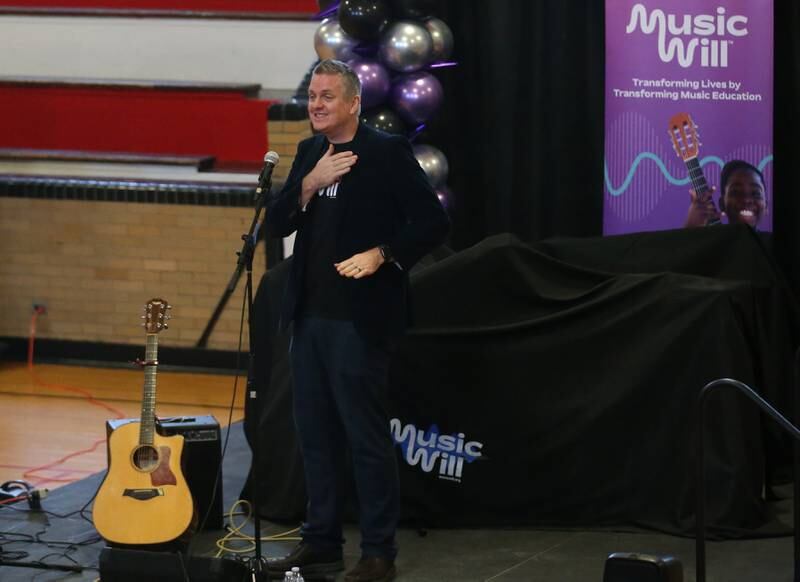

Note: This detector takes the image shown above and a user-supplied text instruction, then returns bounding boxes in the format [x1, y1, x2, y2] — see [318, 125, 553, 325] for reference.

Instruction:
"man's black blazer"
[266, 123, 450, 339]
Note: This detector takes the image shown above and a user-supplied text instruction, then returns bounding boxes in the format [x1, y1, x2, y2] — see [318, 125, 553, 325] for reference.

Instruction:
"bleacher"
[0, 1, 318, 351]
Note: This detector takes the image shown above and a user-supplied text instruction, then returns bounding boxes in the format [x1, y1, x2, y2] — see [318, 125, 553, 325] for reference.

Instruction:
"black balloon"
[391, 0, 436, 20]
[361, 107, 407, 135]
[338, 0, 391, 43]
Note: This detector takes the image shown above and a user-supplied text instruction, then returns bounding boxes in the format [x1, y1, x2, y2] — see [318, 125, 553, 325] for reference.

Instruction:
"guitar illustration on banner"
[93, 298, 194, 545]
[668, 112, 721, 226]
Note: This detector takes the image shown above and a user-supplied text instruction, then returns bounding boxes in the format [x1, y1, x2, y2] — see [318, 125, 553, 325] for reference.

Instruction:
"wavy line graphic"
[605, 153, 774, 197]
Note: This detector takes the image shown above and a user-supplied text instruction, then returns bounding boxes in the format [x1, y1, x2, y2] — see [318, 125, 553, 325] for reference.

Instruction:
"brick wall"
[0, 109, 309, 352]
[0, 197, 266, 350]
[267, 117, 312, 182]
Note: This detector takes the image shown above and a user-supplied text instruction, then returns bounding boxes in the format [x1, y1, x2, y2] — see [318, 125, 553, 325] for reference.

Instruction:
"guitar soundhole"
[132, 445, 160, 472]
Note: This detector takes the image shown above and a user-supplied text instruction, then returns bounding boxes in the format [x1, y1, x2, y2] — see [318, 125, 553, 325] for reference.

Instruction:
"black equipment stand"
[195, 214, 260, 350]
[233, 176, 273, 582]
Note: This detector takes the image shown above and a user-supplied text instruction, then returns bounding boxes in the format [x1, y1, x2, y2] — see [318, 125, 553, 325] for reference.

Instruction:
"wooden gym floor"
[0, 361, 244, 492]
[0, 362, 796, 581]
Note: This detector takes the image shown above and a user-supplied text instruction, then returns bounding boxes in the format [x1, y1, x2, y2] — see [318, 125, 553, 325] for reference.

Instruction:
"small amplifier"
[106, 415, 223, 530]
[603, 552, 683, 582]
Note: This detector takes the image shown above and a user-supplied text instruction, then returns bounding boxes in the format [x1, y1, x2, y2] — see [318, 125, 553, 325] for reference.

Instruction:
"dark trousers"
[289, 317, 399, 559]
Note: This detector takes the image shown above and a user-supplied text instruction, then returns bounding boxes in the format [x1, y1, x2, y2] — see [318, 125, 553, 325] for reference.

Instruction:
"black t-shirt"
[300, 140, 353, 320]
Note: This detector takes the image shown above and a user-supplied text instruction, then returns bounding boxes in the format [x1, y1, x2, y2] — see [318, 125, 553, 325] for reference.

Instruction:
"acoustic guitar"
[668, 112, 720, 225]
[93, 298, 194, 545]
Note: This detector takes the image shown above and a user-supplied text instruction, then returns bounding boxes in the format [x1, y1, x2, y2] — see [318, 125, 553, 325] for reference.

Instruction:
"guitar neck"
[685, 157, 710, 196]
[139, 334, 159, 446]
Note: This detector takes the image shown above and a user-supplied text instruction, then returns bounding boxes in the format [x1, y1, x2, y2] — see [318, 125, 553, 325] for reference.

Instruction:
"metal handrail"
[795, 346, 800, 582]
[695, 376, 800, 582]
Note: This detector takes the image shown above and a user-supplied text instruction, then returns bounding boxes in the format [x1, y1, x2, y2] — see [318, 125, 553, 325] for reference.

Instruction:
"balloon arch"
[312, 0, 455, 212]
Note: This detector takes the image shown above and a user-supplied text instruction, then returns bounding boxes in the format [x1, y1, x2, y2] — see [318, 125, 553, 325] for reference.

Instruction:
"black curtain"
[773, 0, 800, 294]
[428, 0, 800, 294]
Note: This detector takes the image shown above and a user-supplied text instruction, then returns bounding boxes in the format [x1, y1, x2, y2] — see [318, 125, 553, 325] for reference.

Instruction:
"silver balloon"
[314, 18, 359, 61]
[424, 18, 454, 62]
[378, 21, 434, 73]
[413, 144, 449, 188]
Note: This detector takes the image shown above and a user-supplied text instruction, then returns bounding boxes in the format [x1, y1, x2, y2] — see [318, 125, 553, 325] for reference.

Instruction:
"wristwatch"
[378, 244, 395, 264]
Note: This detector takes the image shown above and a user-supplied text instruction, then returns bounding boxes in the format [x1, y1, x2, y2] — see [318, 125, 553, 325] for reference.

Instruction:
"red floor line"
[0, 463, 96, 474]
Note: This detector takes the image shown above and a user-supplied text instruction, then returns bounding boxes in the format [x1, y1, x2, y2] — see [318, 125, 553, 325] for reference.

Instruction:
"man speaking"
[265, 59, 450, 582]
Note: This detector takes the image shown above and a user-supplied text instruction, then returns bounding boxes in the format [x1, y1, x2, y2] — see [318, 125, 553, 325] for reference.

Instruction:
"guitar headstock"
[142, 298, 172, 334]
[668, 112, 700, 162]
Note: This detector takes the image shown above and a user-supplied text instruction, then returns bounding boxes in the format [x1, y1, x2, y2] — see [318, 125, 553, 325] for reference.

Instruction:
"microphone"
[255, 151, 280, 201]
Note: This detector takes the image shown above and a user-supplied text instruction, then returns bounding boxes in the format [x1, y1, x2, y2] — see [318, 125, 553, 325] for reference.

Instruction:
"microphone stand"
[197, 163, 274, 349]
[236, 174, 272, 582]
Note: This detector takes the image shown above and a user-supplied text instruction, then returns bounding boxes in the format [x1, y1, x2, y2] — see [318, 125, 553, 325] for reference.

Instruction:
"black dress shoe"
[344, 556, 396, 582]
[266, 543, 344, 577]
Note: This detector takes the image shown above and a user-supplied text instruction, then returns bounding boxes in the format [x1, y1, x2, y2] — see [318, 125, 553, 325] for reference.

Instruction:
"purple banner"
[604, 0, 773, 234]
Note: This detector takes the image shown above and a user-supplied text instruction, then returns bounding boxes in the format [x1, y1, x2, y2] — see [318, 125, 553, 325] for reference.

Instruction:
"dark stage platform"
[248, 225, 800, 539]
[0, 421, 795, 581]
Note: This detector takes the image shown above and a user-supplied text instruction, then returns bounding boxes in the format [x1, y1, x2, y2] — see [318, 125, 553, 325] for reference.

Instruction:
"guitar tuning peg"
[163, 324, 169, 330]
[141, 322, 146, 327]
[166, 305, 172, 310]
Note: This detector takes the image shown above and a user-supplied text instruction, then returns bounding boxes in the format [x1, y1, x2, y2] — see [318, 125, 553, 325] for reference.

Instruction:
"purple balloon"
[436, 186, 453, 213]
[350, 58, 391, 109]
[390, 72, 443, 125]
[352, 42, 379, 58]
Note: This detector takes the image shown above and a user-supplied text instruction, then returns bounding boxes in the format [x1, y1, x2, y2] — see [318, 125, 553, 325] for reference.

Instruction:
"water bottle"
[282, 570, 295, 581]
[291, 566, 305, 582]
